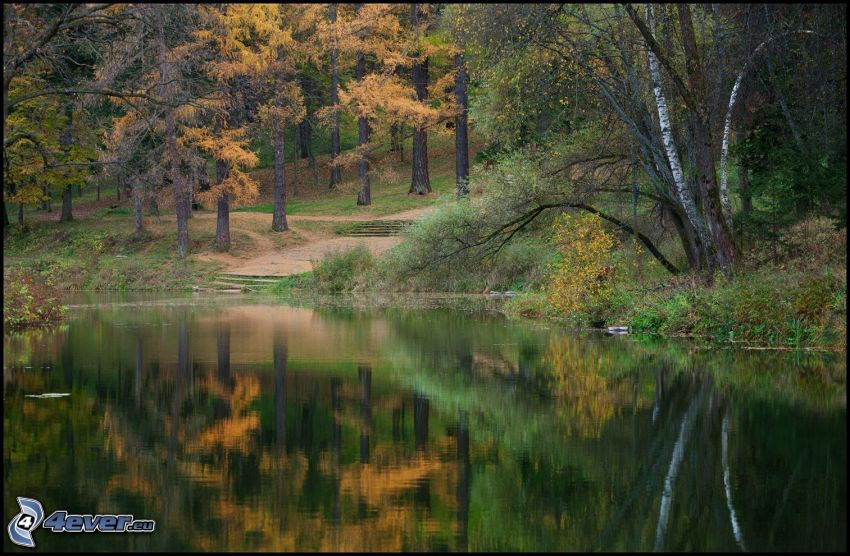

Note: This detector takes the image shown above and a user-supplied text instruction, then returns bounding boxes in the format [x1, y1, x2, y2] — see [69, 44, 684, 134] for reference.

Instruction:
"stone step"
[346, 232, 401, 237]
[217, 276, 279, 284]
[210, 281, 261, 290]
[343, 220, 411, 237]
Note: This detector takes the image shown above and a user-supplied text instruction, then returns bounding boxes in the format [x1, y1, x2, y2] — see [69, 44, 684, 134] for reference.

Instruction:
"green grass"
[237, 173, 454, 217]
[4, 129, 477, 292]
[3, 218, 219, 291]
[238, 131, 461, 217]
[268, 272, 314, 294]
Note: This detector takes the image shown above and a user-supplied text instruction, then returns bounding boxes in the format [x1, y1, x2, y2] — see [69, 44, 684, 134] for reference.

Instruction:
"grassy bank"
[3, 217, 220, 291]
[273, 213, 846, 351]
[3, 132, 477, 292]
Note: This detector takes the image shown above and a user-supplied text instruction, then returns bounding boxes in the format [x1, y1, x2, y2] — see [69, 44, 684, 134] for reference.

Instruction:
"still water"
[3, 294, 846, 552]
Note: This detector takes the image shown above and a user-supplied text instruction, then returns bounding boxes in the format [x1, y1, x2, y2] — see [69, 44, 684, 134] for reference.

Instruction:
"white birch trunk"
[719, 30, 815, 232]
[654, 392, 700, 551]
[645, 5, 708, 254]
[722, 411, 747, 551]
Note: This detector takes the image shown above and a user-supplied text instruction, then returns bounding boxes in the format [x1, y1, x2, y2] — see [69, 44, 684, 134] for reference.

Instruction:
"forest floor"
[3, 133, 472, 290]
[195, 206, 436, 277]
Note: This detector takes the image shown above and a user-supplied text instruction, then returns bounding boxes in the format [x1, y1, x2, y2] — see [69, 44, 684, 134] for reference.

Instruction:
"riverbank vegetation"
[3, 271, 66, 329]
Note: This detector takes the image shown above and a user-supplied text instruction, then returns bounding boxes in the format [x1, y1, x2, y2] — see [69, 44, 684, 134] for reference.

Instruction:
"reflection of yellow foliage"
[340, 455, 445, 508]
[95, 368, 466, 551]
[189, 373, 260, 452]
[193, 413, 259, 451]
[545, 336, 633, 438]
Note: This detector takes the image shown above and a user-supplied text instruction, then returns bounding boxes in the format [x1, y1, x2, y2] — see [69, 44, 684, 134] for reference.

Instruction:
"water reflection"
[3, 300, 846, 552]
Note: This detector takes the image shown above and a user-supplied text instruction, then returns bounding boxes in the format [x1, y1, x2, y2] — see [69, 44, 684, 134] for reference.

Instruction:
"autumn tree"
[409, 3, 431, 195]
[338, 4, 455, 202]
[3, 4, 121, 229]
[97, 4, 214, 256]
[354, 3, 371, 206]
[442, 4, 842, 276]
[327, 3, 343, 189]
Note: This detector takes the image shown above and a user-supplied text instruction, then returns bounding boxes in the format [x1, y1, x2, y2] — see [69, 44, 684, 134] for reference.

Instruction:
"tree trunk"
[668, 205, 701, 271]
[328, 3, 342, 189]
[3, 197, 9, 230]
[272, 126, 288, 231]
[148, 190, 159, 216]
[394, 123, 405, 162]
[18, 202, 24, 227]
[96, 177, 100, 201]
[410, 5, 431, 194]
[298, 120, 311, 159]
[645, 5, 709, 271]
[678, 4, 735, 270]
[41, 185, 51, 212]
[133, 178, 143, 238]
[292, 138, 299, 197]
[310, 147, 319, 188]
[390, 123, 399, 152]
[455, 52, 470, 199]
[156, 5, 188, 258]
[355, 17, 371, 207]
[60, 102, 74, 223]
[60, 187, 73, 222]
[215, 157, 230, 250]
[738, 162, 751, 213]
[719, 30, 816, 230]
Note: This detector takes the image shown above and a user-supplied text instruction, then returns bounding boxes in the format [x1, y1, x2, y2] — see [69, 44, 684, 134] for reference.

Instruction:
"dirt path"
[212, 205, 437, 277]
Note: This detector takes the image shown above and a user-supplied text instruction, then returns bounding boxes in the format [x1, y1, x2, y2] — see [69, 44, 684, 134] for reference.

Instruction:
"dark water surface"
[3, 294, 846, 552]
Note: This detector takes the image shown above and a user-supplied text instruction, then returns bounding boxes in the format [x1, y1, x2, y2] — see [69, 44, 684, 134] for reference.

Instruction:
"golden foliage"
[546, 212, 619, 317]
[183, 126, 259, 206]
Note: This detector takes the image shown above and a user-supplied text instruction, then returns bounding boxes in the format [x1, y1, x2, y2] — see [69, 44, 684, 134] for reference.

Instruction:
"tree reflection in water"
[2, 301, 845, 552]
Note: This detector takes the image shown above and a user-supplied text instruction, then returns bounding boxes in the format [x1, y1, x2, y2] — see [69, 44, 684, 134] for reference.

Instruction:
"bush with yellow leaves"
[546, 212, 620, 324]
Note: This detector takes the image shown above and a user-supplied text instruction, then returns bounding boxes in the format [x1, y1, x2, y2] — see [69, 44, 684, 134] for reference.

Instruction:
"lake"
[3, 294, 846, 551]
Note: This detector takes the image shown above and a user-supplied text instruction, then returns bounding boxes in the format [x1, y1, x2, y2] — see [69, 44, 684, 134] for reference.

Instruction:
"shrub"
[503, 291, 557, 319]
[546, 212, 619, 325]
[269, 272, 314, 294]
[377, 200, 553, 293]
[616, 267, 845, 348]
[3, 271, 66, 329]
[312, 245, 376, 293]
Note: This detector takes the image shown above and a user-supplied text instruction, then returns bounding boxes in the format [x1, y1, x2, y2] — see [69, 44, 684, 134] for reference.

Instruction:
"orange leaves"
[183, 126, 257, 168]
[257, 82, 306, 128]
[339, 70, 453, 129]
[183, 125, 259, 207]
[196, 172, 259, 208]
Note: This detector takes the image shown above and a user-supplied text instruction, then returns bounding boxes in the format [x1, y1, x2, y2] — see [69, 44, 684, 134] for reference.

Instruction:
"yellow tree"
[335, 4, 456, 200]
[190, 4, 306, 244]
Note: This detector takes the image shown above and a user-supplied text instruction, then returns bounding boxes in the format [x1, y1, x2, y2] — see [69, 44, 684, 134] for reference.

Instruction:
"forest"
[3, 5, 847, 553]
[3, 3, 847, 348]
